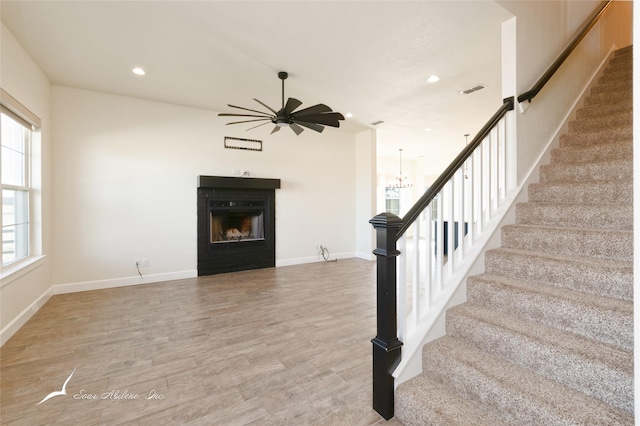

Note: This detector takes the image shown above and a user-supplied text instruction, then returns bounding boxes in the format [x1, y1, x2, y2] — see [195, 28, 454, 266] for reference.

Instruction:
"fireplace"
[210, 201, 265, 243]
[197, 176, 280, 276]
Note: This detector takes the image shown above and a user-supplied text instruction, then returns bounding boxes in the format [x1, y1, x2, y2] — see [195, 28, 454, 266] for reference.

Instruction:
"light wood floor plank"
[1, 259, 403, 425]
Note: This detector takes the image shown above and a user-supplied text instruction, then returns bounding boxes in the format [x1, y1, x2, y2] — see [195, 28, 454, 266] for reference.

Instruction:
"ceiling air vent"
[460, 84, 486, 95]
[371, 120, 385, 126]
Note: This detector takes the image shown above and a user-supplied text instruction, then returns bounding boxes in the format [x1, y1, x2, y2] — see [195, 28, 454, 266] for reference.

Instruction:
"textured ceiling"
[1, 1, 512, 164]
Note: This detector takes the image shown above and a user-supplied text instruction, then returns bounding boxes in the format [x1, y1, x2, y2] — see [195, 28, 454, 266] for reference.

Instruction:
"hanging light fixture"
[389, 148, 413, 189]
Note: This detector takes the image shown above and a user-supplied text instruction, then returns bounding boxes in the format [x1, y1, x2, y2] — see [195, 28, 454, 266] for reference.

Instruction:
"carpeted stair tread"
[590, 78, 632, 95]
[467, 273, 633, 350]
[584, 84, 633, 106]
[421, 337, 633, 425]
[539, 158, 632, 182]
[597, 73, 632, 89]
[527, 179, 633, 203]
[599, 70, 633, 84]
[446, 303, 633, 412]
[484, 248, 632, 301]
[603, 61, 634, 75]
[577, 99, 632, 118]
[501, 224, 633, 262]
[568, 108, 632, 131]
[395, 375, 509, 426]
[550, 139, 632, 164]
[612, 45, 633, 57]
[559, 127, 631, 147]
[516, 202, 632, 229]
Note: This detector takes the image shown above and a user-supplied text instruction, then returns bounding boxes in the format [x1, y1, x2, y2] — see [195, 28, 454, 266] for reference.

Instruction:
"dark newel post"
[369, 212, 403, 420]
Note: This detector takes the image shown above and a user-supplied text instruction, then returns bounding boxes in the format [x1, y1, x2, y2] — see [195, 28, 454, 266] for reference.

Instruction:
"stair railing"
[370, 97, 515, 420]
[370, 0, 613, 420]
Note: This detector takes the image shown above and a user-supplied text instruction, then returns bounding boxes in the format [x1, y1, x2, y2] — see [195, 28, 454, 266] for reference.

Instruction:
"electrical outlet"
[142, 258, 149, 267]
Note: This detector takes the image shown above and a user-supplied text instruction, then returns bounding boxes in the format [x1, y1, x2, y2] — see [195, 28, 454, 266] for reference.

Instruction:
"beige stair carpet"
[395, 45, 634, 425]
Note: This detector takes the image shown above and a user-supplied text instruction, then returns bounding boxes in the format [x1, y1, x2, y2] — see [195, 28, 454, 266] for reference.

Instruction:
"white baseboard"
[51, 269, 198, 295]
[276, 252, 355, 267]
[355, 251, 375, 261]
[1, 286, 52, 347]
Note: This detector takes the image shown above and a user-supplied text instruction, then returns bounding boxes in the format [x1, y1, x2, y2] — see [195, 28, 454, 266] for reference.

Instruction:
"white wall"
[0, 23, 52, 336]
[355, 130, 377, 260]
[50, 86, 358, 287]
[498, 0, 633, 183]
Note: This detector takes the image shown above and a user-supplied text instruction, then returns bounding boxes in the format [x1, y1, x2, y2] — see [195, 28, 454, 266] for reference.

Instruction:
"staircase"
[395, 45, 634, 425]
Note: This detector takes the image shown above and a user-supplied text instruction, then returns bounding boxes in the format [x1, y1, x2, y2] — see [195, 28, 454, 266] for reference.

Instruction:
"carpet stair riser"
[395, 376, 509, 426]
[484, 248, 633, 301]
[567, 110, 631, 131]
[466, 274, 633, 351]
[501, 225, 633, 262]
[420, 338, 633, 425]
[515, 202, 632, 229]
[604, 61, 634, 75]
[577, 100, 632, 119]
[539, 159, 632, 182]
[584, 88, 632, 107]
[445, 305, 633, 412]
[550, 140, 632, 164]
[590, 78, 632, 95]
[527, 180, 633, 204]
[559, 128, 631, 147]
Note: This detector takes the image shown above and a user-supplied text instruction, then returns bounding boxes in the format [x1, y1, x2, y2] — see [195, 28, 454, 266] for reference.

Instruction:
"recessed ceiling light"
[345, 113, 353, 118]
[427, 75, 440, 83]
[132, 67, 146, 76]
[423, 128, 432, 132]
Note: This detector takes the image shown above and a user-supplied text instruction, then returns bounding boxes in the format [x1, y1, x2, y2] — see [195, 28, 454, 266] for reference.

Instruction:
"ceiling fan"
[218, 71, 345, 135]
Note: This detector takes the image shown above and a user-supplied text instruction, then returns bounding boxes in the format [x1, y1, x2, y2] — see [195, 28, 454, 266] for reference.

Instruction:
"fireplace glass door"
[210, 201, 265, 243]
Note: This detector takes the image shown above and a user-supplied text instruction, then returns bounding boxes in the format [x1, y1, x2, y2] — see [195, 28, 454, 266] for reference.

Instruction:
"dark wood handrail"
[518, 0, 612, 104]
[396, 96, 515, 238]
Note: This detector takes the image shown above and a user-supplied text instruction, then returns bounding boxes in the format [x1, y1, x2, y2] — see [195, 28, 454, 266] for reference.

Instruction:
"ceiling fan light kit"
[219, 71, 345, 135]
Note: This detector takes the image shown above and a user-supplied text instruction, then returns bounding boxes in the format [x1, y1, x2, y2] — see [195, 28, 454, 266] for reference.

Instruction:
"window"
[384, 187, 400, 216]
[1, 110, 32, 266]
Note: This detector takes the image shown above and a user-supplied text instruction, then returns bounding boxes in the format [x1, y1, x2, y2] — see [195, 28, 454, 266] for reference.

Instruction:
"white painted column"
[355, 129, 377, 260]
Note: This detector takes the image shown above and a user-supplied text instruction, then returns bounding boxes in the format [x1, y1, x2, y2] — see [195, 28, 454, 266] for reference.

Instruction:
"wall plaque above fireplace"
[197, 176, 280, 276]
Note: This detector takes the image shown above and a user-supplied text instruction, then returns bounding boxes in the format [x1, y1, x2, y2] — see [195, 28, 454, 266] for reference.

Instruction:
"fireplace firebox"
[197, 176, 280, 276]
[210, 201, 265, 243]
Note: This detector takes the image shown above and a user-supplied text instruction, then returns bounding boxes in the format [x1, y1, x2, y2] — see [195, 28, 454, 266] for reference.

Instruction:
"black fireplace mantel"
[198, 175, 281, 190]
[197, 175, 280, 276]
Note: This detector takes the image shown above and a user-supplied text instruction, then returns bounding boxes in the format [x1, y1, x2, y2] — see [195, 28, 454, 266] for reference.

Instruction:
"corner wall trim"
[0, 287, 52, 347]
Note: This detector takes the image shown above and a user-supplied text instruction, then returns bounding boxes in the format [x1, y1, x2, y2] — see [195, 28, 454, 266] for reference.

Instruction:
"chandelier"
[388, 148, 412, 189]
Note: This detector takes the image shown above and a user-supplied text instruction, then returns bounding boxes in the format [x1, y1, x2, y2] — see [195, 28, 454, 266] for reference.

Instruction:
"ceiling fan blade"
[289, 123, 304, 135]
[291, 103, 332, 118]
[295, 121, 325, 133]
[283, 98, 303, 115]
[254, 98, 278, 115]
[225, 118, 272, 125]
[227, 104, 273, 116]
[271, 125, 281, 134]
[296, 112, 345, 127]
[219, 113, 272, 118]
[245, 121, 272, 131]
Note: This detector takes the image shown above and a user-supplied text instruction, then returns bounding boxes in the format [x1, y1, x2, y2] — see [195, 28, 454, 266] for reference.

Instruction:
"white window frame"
[0, 88, 43, 281]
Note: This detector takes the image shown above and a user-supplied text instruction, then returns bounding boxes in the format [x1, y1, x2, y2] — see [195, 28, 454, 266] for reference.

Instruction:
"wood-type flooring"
[1, 259, 403, 425]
